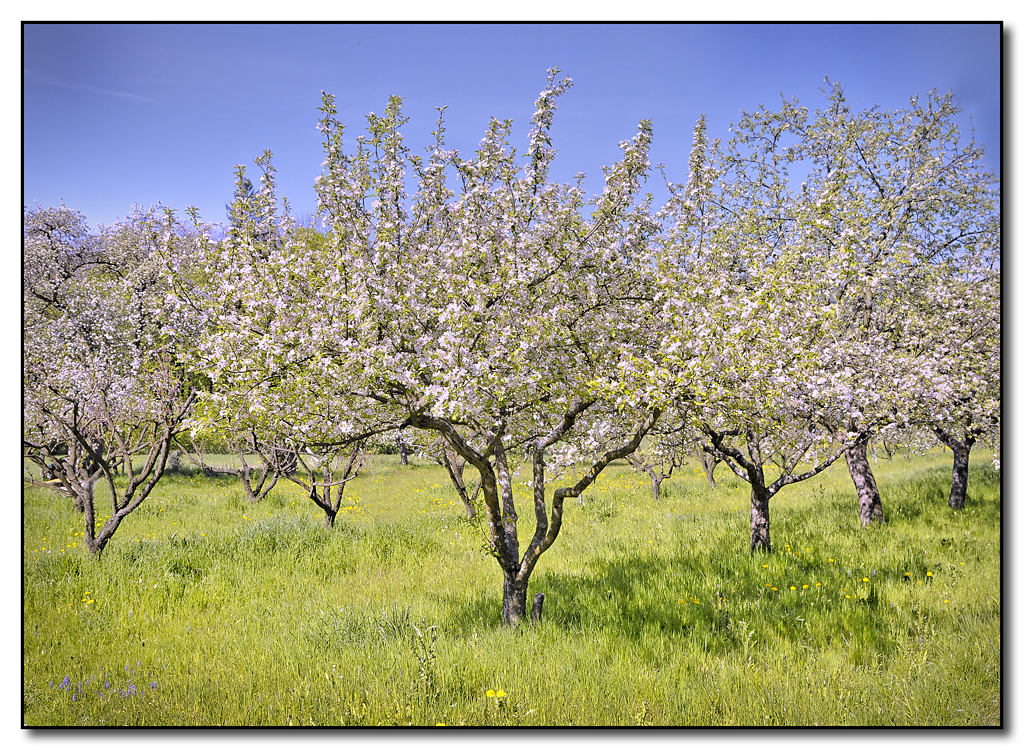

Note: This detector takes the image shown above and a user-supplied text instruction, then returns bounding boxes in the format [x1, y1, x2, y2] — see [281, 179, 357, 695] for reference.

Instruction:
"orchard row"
[24, 70, 999, 625]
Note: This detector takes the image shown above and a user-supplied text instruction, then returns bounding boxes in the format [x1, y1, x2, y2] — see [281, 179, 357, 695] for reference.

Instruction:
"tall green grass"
[23, 450, 1000, 725]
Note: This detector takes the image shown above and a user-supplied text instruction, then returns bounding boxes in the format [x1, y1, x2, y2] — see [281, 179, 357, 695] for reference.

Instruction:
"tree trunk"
[531, 593, 545, 624]
[397, 436, 409, 466]
[86, 513, 125, 559]
[934, 427, 976, 510]
[948, 440, 972, 510]
[440, 449, 477, 520]
[700, 452, 719, 489]
[502, 572, 529, 627]
[749, 483, 771, 553]
[650, 474, 662, 503]
[71, 489, 86, 514]
[463, 479, 481, 521]
[493, 444, 520, 563]
[845, 442, 885, 526]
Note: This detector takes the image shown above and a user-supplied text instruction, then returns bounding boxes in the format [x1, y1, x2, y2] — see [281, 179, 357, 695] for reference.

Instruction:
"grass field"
[22, 449, 1001, 726]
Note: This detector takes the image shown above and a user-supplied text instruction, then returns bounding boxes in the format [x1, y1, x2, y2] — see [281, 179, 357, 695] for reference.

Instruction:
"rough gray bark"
[934, 426, 975, 510]
[748, 475, 772, 553]
[948, 444, 971, 510]
[845, 441, 884, 526]
[502, 573, 529, 626]
[493, 443, 520, 565]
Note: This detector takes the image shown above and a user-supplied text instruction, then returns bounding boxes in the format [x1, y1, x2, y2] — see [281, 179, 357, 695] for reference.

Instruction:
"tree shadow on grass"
[436, 461, 1001, 642]
[436, 549, 740, 651]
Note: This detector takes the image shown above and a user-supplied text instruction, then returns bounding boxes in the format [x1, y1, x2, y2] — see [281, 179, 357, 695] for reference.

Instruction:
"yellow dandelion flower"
[790, 586, 797, 591]
[802, 584, 809, 589]
[486, 690, 496, 698]
[496, 690, 506, 698]
[926, 571, 933, 577]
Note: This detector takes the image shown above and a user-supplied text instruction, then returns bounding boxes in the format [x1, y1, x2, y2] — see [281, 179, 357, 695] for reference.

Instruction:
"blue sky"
[23, 22, 1001, 230]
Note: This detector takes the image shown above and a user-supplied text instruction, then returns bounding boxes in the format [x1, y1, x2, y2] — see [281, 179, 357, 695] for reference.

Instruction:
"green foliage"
[23, 450, 999, 725]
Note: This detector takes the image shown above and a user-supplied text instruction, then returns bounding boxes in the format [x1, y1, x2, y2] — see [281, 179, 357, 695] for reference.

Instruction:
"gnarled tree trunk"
[700, 451, 719, 489]
[948, 442, 971, 510]
[934, 426, 976, 510]
[749, 481, 772, 553]
[502, 572, 529, 626]
[408, 405, 659, 627]
[845, 441, 884, 526]
[649, 473, 663, 502]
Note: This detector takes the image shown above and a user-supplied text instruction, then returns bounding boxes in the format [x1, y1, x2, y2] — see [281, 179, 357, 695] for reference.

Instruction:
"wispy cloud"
[24, 69, 164, 105]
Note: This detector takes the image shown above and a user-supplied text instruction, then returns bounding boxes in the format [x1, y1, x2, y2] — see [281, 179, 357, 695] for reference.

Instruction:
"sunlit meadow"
[23, 448, 1000, 726]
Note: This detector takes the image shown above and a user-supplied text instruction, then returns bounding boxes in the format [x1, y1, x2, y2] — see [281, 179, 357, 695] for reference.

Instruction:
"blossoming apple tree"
[23, 204, 200, 557]
[172, 153, 406, 527]
[308, 69, 676, 624]
[657, 81, 1000, 548]
[775, 80, 1001, 518]
[903, 254, 1000, 509]
[655, 115, 864, 553]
